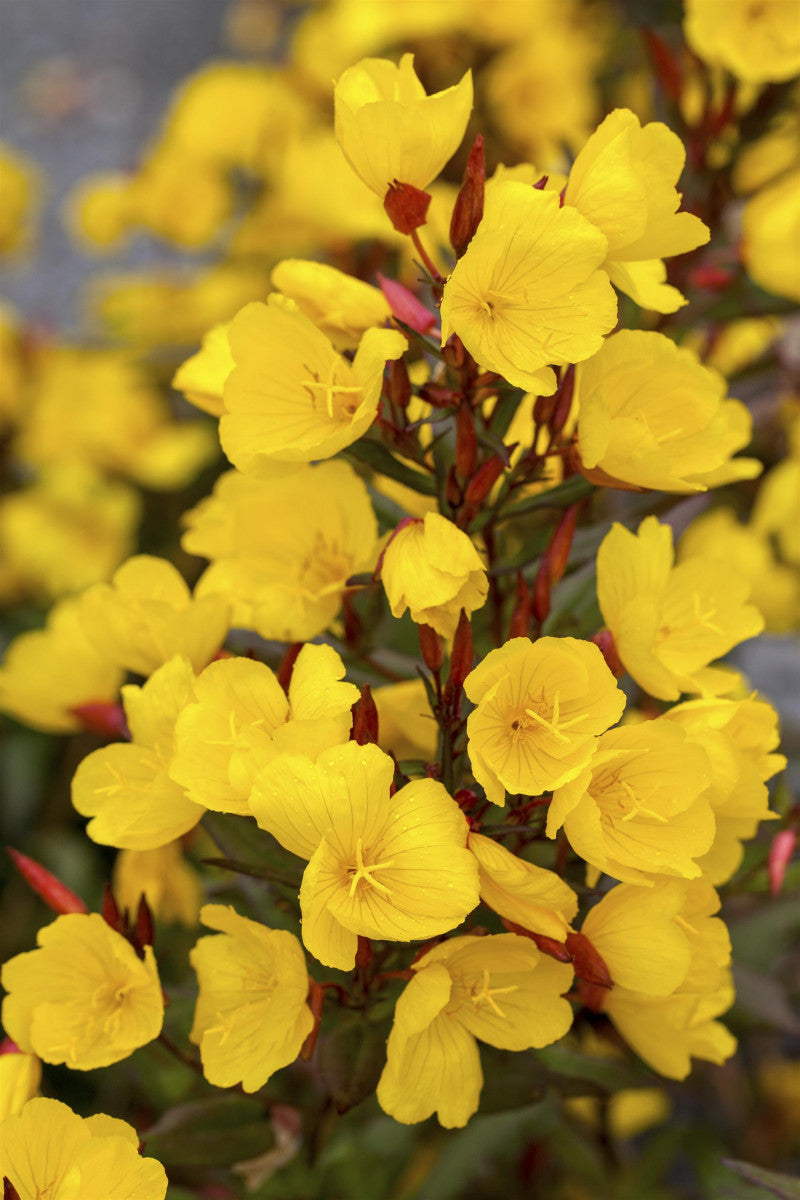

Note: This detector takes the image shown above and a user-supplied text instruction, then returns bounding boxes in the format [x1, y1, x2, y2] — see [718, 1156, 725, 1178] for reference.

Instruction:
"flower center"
[469, 968, 519, 1019]
[302, 362, 363, 421]
[347, 836, 395, 898]
[509, 689, 584, 745]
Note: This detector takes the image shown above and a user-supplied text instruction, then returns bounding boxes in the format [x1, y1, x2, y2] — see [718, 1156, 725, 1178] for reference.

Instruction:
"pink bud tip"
[7, 847, 88, 915]
[377, 273, 438, 335]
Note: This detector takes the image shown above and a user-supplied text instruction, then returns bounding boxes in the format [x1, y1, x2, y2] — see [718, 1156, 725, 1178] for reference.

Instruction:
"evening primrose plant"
[1, 10, 798, 1197]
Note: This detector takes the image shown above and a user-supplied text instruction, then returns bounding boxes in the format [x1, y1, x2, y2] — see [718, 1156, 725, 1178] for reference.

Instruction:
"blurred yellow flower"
[684, 0, 800, 83]
[742, 169, 800, 302]
[1, 914, 163, 1069]
[334, 53, 472, 196]
[0, 141, 39, 255]
[113, 840, 202, 927]
[373, 678, 438, 762]
[189, 904, 313, 1092]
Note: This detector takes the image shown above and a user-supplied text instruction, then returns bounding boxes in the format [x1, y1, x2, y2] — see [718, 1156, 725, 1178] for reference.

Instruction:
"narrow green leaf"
[346, 439, 438, 494]
[722, 1160, 800, 1199]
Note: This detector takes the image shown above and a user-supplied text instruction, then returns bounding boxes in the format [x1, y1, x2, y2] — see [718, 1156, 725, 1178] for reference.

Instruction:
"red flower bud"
[550, 366, 575, 436]
[377, 273, 437, 335]
[134, 893, 155, 950]
[6, 847, 88, 915]
[419, 623, 444, 673]
[69, 701, 129, 740]
[419, 382, 460, 408]
[447, 610, 474, 695]
[533, 393, 557, 426]
[688, 264, 736, 291]
[532, 174, 550, 191]
[276, 641, 304, 693]
[508, 571, 532, 639]
[589, 629, 626, 679]
[445, 464, 462, 509]
[5, 1176, 22, 1200]
[455, 404, 478, 480]
[384, 181, 431, 235]
[386, 356, 412, 408]
[768, 828, 797, 896]
[450, 134, 485, 258]
[463, 454, 506, 506]
[101, 881, 126, 935]
[532, 563, 551, 623]
[351, 683, 379, 746]
[642, 29, 684, 105]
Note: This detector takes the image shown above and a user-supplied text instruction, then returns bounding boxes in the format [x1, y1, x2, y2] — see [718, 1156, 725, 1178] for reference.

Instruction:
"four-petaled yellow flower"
[189, 904, 314, 1092]
[334, 53, 473, 196]
[465, 636, 627, 806]
[220, 295, 405, 472]
[250, 741, 479, 970]
[376, 933, 574, 1127]
[1, 913, 164, 1070]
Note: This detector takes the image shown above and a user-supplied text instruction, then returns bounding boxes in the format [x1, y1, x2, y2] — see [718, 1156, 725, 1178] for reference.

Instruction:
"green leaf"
[346, 439, 438, 495]
[143, 1096, 274, 1167]
[498, 475, 594, 521]
[721, 1160, 800, 1199]
[317, 1014, 391, 1114]
[202, 811, 302, 888]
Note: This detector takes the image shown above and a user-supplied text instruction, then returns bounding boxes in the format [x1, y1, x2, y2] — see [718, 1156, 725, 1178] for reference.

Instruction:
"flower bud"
[565, 931, 613, 1012]
[446, 609, 474, 696]
[377, 273, 437, 336]
[589, 629, 626, 679]
[419, 623, 445, 673]
[6, 848, 88, 916]
[508, 571, 532, 639]
[351, 683, 379, 746]
[768, 828, 797, 896]
[386, 356, 412, 409]
[463, 454, 507, 506]
[455, 404, 478, 480]
[450, 134, 485, 259]
[384, 181, 431, 235]
[69, 701, 129, 740]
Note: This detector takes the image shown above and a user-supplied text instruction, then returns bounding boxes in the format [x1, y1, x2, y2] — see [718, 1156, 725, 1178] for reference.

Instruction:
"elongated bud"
[502, 919, 573, 963]
[134, 893, 155, 950]
[642, 29, 684, 104]
[342, 592, 363, 648]
[70, 701, 129, 740]
[419, 382, 460, 408]
[532, 504, 580, 622]
[442, 334, 466, 369]
[446, 464, 462, 509]
[301, 980, 325, 1062]
[387, 356, 412, 409]
[5, 1177, 22, 1200]
[447, 610, 474, 695]
[463, 454, 506, 506]
[768, 828, 797, 896]
[508, 571, 532, 639]
[351, 684, 379, 746]
[276, 642, 303, 693]
[6, 847, 88, 915]
[566, 931, 612, 1011]
[377, 273, 437, 335]
[101, 881, 126, 935]
[455, 404, 478, 480]
[533, 393, 557, 427]
[356, 935, 373, 969]
[589, 629, 626, 678]
[384, 181, 431, 235]
[450, 134, 485, 258]
[532, 563, 551, 623]
[551, 365, 575, 435]
[419, 623, 444, 673]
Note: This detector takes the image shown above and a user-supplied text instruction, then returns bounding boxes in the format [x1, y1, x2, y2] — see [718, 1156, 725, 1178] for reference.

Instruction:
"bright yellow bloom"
[0, 1051, 40, 1122]
[77, 555, 229, 677]
[0, 141, 39, 255]
[575, 331, 761, 492]
[679, 507, 799, 633]
[0, 466, 140, 605]
[564, 109, 709, 313]
[663, 695, 784, 883]
[220, 297, 405, 471]
[189, 904, 313, 1092]
[271, 259, 392, 351]
[582, 879, 729, 996]
[0, 1097, 167, 1199]
[184, 462, 379, 642]
[1, 913, 163, 1069]
[250, 741, 479, 970]
[171, 644, 357, 815]
[0, 595, 122, 734]
[468, 832, 578, 940]
[440, 182, 617, 394]
[742, 169, 800, 302]
[381, 514, 489, 639]
[596, 517, 764, 701]
[376, 933, 574, 1127]
[113, 841, 202, 927]
[71, 655, 205, 850]
[465, 636, 626, 806]
[684, 0, 800, 83]
[548, 718, 715, 884]
[14, 346, 217, 490]
[373, 678, 438, 763]
[334, 53, 473, 196]
[172, 322, 234, 417]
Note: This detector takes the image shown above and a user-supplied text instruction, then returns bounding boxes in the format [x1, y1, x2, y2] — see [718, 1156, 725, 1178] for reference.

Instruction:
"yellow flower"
[1, 1097, 167, 1199]
[596, 517, 764, 701]
[373, 678, 438, 762]
[742, 169, 800, 302]
[440, 182, 617, 394]
[679, 507, 799, 633]
[564, 109, 709, 313]
[0, 466, 141, 605]
[14, 346, 217, 490]
[64, 170, 132, 251]
[0, 141, 39, 255]
[250, 741, 479, 970]
[663, 694, 784, 883]
[189, 904, 313, 1092]
[170, 644, 357, 815]
[71, 655, 205, 850]
[0, 302, 24, 432]
[548, 718, 715, 884]
[113, 841, 202, 927]
[0, 1051, 41, 1122]
[575, 331, 762, 492]
[0, 595, 122, 734]
[220, 297, 405, 471]
[376, 933, 574, 1127]
[468, 832, 578, 940]
[271, 259, 392, 351]
[684, 0, 800, 83]
[752, 451, 800, 566]
[334, 53, 473, 196]
[381, 514, 488, 639]
[464, 636, 626, 806]
[1, 914, 163, 1069]
[172, 322, 234, 417]
[184, 462, 379, 642]
[77, 555, 230, 677]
